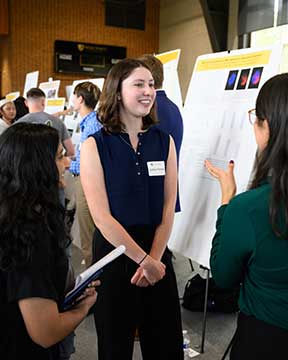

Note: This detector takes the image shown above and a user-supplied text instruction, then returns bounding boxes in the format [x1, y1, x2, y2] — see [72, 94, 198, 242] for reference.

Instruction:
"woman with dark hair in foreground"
[0, 123, 98, 360]
[205, 74, 288, 359]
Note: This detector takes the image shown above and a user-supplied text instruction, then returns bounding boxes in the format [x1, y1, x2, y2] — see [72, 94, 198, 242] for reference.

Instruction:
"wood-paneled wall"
[0, 0, 9, 35]
[1, 0, 159, 97]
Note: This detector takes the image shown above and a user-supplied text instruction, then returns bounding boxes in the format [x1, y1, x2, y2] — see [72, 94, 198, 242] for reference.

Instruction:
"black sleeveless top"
[91, 126, 170, 228]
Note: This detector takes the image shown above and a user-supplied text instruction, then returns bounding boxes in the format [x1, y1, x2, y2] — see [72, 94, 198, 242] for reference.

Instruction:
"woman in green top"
[205, 73, 288, 359]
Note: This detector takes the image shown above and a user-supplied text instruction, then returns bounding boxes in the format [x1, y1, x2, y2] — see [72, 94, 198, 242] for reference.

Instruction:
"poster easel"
[174, 45, 282, 354]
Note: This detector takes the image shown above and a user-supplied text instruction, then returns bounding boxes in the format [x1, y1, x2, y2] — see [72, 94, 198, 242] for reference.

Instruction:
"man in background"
[69, 81, 101, 268]
[138, 54, 183, 211]
[18, 87, 75, 157]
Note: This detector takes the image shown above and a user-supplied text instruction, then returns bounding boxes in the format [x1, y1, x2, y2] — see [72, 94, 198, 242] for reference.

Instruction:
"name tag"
[147, 161, 165, 176]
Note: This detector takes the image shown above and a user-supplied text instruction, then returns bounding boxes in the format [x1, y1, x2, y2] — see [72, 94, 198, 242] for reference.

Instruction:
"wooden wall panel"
[1, 0, 159, 97]
[0, 0, 9, 35]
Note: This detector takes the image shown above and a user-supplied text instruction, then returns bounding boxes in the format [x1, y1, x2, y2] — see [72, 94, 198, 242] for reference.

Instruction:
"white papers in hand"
[71, 244, 126, 292]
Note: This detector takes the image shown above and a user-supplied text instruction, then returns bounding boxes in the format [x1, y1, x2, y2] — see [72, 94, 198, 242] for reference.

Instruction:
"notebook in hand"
[62, 244, 126, 310]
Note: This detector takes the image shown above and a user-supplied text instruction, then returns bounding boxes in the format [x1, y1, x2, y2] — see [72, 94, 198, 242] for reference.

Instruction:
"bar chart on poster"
[168, 45, 282, 268]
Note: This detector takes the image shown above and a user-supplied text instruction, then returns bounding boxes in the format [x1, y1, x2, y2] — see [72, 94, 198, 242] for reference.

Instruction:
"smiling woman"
[80, 58, 184, 360]
[97, 58, 158, 134]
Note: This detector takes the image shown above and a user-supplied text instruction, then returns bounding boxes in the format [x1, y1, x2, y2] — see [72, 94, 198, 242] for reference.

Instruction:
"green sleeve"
[210, 199, 255, 288]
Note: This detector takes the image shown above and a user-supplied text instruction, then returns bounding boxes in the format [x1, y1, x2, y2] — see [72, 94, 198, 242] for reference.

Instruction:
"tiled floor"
[70, 244, 237, 360]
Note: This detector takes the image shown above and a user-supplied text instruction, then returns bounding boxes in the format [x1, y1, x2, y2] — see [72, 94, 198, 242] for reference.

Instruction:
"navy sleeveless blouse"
[91, 126, 170, 227]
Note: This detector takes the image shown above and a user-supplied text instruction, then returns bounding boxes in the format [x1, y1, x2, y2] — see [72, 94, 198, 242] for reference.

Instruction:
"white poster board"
[39, 80, 60, 99]
[168, 45, 282, 268]
[6, 91, 20, 101]
[23, 71, 39, 97]
[64, 113, 81, 135]
[156, 49, 183, 110]
[65, 85, 73, 102]
[45, 97, 66, 115]
[71, 122, 81, 147]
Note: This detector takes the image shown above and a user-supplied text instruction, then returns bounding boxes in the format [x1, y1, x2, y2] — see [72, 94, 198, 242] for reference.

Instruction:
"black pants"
[93, 226, 184, 360]
[230, 312, 288, 360]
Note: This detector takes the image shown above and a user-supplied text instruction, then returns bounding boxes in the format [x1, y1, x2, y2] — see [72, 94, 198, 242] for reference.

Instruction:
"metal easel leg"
[200, 266, 210, 353]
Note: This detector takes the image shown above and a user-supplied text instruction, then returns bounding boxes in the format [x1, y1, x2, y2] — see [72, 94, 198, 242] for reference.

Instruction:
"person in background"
[69, 81, 101, 268]
[0, 98, 16, 134]
[18, 88, 75, 157]
[0, 123, 99, 360]
[137, 54, 183, 158]
[13, 95, 29, 121]
[81, 58, 183, 360]
[138, 54, 183, 211]
[205, 73, 288, 359]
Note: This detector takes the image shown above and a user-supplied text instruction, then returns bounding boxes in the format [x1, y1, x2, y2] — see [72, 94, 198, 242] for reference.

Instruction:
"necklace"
[119, 134, 137, 151]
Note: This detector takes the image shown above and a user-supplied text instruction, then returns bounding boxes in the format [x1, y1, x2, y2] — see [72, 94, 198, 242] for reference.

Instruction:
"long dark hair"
[0, 123, 66, 270]
[97, 58, 158, 133]
[250, 73, 288, 237]
[13, 96, 29, 121]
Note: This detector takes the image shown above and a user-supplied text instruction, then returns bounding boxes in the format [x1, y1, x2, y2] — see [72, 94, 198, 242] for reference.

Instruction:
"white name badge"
[147, 161, 166, 176]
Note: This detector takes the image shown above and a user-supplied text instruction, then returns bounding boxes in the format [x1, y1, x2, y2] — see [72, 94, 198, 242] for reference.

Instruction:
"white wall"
[159, 0, 212, 102]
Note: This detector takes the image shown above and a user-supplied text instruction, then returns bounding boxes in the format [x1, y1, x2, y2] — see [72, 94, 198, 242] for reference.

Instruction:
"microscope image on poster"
[248, 67, 263, 89]
[225, 70, 239, 90]
[236, 69, 250, 90]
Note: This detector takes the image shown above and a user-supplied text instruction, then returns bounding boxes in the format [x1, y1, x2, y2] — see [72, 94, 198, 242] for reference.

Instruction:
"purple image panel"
[248, 67, 263, 89]
[225, 70, 239, 90]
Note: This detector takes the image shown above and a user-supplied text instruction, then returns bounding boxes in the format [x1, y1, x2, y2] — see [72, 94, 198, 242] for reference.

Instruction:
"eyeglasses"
[248, 109, 257, 125]
[57, 147, 67, 160]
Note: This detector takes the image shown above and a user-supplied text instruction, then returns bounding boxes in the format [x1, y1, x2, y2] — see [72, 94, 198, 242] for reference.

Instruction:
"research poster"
[45, 98, 66, 115]
[6, 91, 20, 101]
[23, 71, 39, 97]
[156, 49, 183, 110]
[39, 80, 61, 99]
[168, 45, 282, 268]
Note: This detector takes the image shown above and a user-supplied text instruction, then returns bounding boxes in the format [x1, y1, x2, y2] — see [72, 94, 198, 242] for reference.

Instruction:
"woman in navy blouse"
[81, 58, 183, 360]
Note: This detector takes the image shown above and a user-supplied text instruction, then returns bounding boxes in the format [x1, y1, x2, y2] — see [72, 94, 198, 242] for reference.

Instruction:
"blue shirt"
[156, 90, 183, 212]
[156, 90, 183, 162]
[69, 111, 102, 175]
[91, 127, 170, 228]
